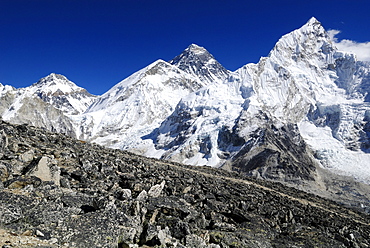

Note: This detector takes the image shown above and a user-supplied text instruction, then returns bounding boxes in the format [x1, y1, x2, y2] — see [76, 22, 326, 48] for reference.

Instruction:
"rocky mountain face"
[1, 18, 370, 216]
[1, 120, 370, 248]
[169, 44, 230, 84]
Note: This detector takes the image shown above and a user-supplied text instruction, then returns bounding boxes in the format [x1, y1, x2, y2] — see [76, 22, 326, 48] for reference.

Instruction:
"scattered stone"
[121, 189, 132, 199]
[136, 190, 148, 201]
[21, 230, 32, 236]
[35, 229, 44, 237]
[4, 176, 42, 189]
[0, 163, 9, 182]
[0, 130, 8, 150]
[7, 142, 18, 153]
[148, 180, 165, 197]
[185, 234, 207, 248]
[183, 185, 192, 194]
[118, 227, 137, 245]
[18, 150, 34, 163]
[157, 227, 174, 246]
[0, 120, 369, 248]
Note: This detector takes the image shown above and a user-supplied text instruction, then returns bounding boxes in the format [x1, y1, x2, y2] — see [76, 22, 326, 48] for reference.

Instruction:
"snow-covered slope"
[76, 59, 205, 151]
[145, 72, 252, 166]
[230, 17, 370, 182]
[76, 45, 231, 151]
[0, 83, 16, 115]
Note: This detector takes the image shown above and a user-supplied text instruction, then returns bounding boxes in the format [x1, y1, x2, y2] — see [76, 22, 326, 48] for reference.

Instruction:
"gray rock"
[19, 150, 35, 163]
[136, 190, 148, 201]
[185, 234, 207, 248]
[148, 180, 165, 197]
[0, 163, 9, 181]
[24, 156, 60, 186]
[0, 120, 370, 248]
[121, 189, 132, 199]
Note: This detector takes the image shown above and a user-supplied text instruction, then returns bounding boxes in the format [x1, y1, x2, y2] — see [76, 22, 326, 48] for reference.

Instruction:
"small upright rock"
[148, 181, 165, 198]
[0, 163, 9, 182]
[35, 229, 45, 237]
[19, 150, 35, 163]
[121, 189, 132, 199]
[0, 130, 8, 158]
[0, 130, 8, 150]
[136, 190, 148, 201]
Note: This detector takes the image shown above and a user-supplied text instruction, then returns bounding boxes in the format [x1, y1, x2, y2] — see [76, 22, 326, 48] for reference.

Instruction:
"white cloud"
[328, 29, 370, 62]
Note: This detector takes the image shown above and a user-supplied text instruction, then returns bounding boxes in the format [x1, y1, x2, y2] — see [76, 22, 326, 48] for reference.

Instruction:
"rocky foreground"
[0, 120, 370, 248]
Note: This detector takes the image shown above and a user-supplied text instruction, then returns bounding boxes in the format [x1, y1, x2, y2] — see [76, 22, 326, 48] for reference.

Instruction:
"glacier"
[74, 59, 207, 152]
[131, 17, 370, 185]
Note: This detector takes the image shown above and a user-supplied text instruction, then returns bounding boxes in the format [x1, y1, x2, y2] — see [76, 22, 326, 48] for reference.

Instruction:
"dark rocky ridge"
[1, 120, 370, 247]
[169, 44, 230, 84]
[228, 123, 317, 182]
[219, 119, 370, 214]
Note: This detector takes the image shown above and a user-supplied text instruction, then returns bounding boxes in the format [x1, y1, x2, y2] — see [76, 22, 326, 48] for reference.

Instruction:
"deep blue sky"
[1, 0, 369, 95]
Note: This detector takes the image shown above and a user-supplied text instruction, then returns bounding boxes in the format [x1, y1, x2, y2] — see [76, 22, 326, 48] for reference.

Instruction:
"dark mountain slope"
[0, 120, 370, 247]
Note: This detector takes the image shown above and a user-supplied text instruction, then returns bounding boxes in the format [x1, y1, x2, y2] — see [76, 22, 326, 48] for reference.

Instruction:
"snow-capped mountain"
[0, 73, 96, 137]
[140, 18, 370, 181]
[28, 73, 96, 115]
[1, 17, 370, 211]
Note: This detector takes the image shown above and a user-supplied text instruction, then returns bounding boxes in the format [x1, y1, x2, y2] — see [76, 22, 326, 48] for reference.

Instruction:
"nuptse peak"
[1, 17, 370, 211]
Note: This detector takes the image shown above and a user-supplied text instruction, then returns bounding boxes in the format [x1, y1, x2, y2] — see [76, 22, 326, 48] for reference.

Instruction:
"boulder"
[24, 156, 60, 186]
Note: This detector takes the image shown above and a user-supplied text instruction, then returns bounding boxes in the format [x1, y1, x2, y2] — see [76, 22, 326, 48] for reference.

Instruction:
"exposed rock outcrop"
[1, 120, 370, 247]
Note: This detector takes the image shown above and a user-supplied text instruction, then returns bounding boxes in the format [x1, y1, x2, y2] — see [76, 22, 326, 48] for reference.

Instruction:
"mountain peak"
[306, 16, 320, 25]
[300, 17, 326, 34]
[173, 44, 211, 60]
[186, 44, 207, 54]
[169, 44, 229, 84]
[146, 59, 168, 70]
[34, 73, 71, 87]
[44, 72, 67, 80]
[267, 16, 333, 65]
[298, 17, 326, 34]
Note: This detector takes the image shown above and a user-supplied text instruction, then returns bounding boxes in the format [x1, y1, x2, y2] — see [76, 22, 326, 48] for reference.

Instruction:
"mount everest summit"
[1, 17, 370, 210]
